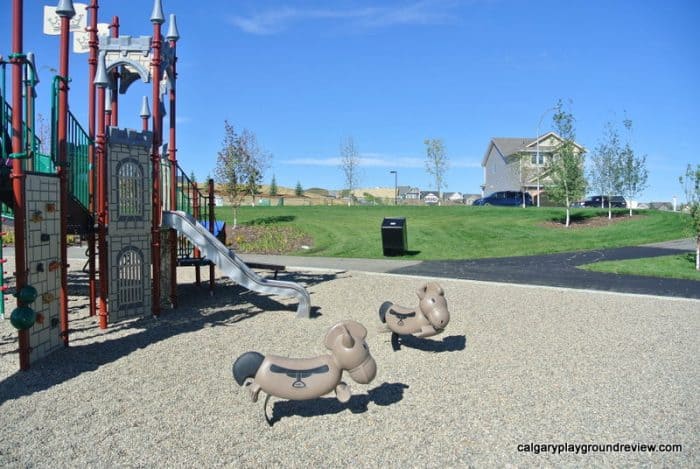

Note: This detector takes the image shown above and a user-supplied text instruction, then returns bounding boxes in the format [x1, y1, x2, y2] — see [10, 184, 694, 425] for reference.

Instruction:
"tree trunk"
[696, 236, 699, 271]
[608, 201, 612, 220]
[565, 208, 571, 227]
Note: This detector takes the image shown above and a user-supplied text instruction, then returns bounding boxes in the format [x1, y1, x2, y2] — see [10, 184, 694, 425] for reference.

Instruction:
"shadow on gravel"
[267, 382, 409, 426]
[0, 271, 338, 406]
[393, 334, 467, 352]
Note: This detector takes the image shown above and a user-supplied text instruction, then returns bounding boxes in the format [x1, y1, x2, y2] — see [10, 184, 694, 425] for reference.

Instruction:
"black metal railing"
[51, 77, 92, 210]
[162, 160, 213, 259]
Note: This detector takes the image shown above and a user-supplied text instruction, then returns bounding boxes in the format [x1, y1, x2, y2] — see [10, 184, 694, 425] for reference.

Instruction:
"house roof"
[481, 132, 584, 167]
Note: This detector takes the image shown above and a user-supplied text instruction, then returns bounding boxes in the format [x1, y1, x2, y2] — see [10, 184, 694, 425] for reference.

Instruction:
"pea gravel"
[1, 260, 698, 467]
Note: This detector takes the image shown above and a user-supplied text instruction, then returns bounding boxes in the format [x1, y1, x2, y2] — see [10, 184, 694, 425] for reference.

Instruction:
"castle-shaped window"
[117, 159, 143, 219]
[117, 247, 143, 309]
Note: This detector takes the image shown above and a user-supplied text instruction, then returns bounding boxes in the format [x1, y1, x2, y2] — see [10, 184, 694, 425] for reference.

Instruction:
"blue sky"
[3, 0, 699, 201]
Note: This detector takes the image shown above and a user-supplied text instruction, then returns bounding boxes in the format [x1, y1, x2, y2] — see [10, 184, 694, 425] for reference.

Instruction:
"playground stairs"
[65, 195, 93, 235]
[0, 168, 12, 210]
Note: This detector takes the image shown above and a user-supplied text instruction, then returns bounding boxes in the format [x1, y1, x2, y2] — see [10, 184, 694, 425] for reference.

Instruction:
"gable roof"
[482, 132, 584, 167]
[482, 137, 533, 166]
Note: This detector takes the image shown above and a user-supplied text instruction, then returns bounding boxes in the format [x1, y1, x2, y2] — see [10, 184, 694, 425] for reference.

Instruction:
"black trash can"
[381, 217, 407, 256]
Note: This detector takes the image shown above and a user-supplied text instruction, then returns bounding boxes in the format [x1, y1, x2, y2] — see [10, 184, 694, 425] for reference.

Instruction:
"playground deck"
[1, 257, 698, 467]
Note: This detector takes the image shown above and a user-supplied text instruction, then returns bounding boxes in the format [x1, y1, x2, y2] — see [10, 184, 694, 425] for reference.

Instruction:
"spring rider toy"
[379, 281, 450, 351]
[233, 320, 377, 424]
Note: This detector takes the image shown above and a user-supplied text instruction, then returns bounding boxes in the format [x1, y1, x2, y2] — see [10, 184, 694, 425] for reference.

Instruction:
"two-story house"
[481, 132, 585, 204]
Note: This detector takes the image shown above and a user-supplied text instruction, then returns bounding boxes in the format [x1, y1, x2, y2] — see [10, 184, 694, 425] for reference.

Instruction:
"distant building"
[443, 192, 465, 203]
[482, 132, 585, 203]
[402, 187, 421, 200]
[420, 191, 440, 205]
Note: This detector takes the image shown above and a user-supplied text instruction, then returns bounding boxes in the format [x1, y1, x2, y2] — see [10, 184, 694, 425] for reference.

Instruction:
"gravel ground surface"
[1, 259, 698, 467]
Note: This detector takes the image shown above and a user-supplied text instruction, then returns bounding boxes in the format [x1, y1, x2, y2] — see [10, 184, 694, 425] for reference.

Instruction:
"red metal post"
[57, 5, 74, 348]
[86, 0, 98, 318]
[109, 16, 119, 126]
[208, 179, 215, 294]
[151, 15, 163, 316]
[11, 0, 30, 370]
[168, 33, 177, 307]
[94, 53, 108, 328]
[96, 85, 107, 329]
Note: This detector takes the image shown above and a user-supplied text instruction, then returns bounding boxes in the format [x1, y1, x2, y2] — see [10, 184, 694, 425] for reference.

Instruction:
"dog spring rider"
[379, 281, 450, 351]
[232, 320, 377, 424]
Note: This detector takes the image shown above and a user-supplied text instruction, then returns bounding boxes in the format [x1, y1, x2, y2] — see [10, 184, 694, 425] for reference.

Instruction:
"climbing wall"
[107, 128, 152, 321]
[24, 173, 62, 364]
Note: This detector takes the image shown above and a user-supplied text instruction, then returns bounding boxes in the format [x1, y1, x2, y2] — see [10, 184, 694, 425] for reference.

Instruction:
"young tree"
[214, 121, 245, 228]
[340, 136, 360, 205]
[679, 163, 700, 270]
[512, 152, 539, 208]
[618, 118, 648, 216]
[36, 113, 51, 154]
[214, 121, 270, 228]
[237, 128, 271, 207]
[545, 100, 587, 227]
[269, 174, 278, 196]
[589, 121, 622, 219]
[295, 181, 304, 197]
[189, 170, 197, 184]
[424, 138, 448, 204]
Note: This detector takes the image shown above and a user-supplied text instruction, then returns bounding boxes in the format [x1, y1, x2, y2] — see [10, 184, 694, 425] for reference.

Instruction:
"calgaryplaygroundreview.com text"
[517, 442, 683, 456]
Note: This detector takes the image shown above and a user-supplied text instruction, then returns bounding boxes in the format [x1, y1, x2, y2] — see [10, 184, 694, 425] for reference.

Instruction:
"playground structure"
[233, 320, 377, 425]
[379, 282, 450, 351]
[1, 0, 311, 371]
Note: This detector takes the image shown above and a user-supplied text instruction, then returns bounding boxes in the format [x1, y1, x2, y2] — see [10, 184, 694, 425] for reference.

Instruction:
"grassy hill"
[216, 205, 691, 260]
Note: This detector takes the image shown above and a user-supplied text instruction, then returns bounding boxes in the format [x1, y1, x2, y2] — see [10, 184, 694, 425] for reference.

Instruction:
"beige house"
[481, 132, 585, 204]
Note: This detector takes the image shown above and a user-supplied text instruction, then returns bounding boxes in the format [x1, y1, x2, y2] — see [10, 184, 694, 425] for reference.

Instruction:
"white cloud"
[229, 1, 460, 35]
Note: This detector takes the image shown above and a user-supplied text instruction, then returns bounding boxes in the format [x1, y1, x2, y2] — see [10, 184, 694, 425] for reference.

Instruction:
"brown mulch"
[224, 224, 313, 254]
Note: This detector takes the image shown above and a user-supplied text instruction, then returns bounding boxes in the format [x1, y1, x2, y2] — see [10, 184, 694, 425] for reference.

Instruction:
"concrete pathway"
[65, 239, 699, 299]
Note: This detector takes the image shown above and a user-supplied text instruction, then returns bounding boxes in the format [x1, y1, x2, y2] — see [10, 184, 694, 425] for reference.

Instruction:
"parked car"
[573, 195, 627, 208]
[472, 191, 533, 207]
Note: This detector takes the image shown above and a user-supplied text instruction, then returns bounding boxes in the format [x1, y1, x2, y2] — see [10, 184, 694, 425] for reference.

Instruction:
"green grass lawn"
[217, 205, 692, 261]
[579, 253, 700, 281]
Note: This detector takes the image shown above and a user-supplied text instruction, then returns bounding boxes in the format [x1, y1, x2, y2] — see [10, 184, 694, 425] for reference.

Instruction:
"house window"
[531, 152, 549, 165]
[117, 159, 143, 219]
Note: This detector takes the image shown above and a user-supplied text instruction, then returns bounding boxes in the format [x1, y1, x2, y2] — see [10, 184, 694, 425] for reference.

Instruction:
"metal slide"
[162, 211, 311, 318]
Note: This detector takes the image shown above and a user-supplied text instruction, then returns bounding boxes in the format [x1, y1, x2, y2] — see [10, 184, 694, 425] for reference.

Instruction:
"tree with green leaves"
[545, 100, 587, 227]
[269, 174, 278, 196]
[618, 117, 648, 217]
[512, 152, 539, 208]
[589, 120, 623, 219]
[295, 181, 304, 197]
[679, 163, 700, 270]
[189, 170, 197, 184]
[340, 136, 360, 205]
[424, 138, 448, 204]
[214, 121, 270, 228]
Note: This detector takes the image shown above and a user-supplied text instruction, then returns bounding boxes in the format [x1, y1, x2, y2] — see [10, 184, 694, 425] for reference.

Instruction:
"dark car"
[574, 195, 627, 208]
[473, 191, 533, 207]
